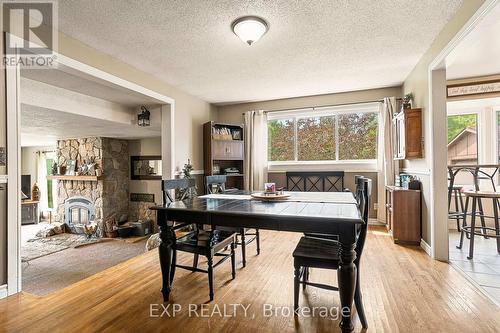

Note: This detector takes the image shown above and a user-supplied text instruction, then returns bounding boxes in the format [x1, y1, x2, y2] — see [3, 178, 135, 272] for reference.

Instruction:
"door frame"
[427, 0, 500, 260]
[5, 33, 175, 296]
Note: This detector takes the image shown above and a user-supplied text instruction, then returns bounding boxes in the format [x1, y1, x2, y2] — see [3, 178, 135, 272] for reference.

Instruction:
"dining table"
[151, 191, 363, 332]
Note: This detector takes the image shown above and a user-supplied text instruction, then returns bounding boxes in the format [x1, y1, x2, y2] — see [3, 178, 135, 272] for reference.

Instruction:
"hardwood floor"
[1, 226, 500, 333]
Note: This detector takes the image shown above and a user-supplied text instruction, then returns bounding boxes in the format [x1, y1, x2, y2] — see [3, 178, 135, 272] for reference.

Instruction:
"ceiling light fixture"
[231, 16, 269, 46]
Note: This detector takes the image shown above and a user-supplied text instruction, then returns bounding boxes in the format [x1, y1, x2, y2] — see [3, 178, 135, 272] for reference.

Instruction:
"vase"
[32, 183, 41, 201]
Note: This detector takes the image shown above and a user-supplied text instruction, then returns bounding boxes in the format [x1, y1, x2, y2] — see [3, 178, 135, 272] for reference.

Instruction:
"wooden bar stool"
[457, 191, 500, 259]
[448, 185, 465, 232]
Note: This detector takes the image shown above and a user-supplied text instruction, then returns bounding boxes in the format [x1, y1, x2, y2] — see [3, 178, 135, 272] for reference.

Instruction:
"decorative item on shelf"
[212, 165, 220, 175]
[232, 128, 242, 140]
[402, 92, 414, 110]
[80, 157, 97, 176]
[212, 127, 233, 140]
[95, 167, 102, 177]
[138, 105, 151, 127]
[51, 161, 58, 175]
[65, 159, 76, 176]
[32, 183, 40, 201]
[224, 167, 240, 174]
[58, 164, 66, 176]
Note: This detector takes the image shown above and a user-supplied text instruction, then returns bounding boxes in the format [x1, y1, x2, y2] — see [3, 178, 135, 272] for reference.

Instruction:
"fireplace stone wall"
[56, 137, 129, 233]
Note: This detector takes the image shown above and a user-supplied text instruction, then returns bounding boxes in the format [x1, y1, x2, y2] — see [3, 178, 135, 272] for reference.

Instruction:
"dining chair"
[162, 179, 237, 301]
[205, 175, 260, 267]
[292, 177, 371, 329]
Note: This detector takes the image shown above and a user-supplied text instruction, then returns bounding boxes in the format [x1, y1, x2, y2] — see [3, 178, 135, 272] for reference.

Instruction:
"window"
[267, 103, 379, 163]
[447, 114, 478, 165]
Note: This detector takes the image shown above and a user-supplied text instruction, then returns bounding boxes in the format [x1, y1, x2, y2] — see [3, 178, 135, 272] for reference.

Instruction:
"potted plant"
[402, 92, 414, 109]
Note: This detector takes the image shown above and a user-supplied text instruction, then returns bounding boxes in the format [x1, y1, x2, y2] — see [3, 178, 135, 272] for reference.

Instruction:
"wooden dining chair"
[292, 177, 371, 329]
[162, 179, 237, 301]
[205, 175, 261, 267]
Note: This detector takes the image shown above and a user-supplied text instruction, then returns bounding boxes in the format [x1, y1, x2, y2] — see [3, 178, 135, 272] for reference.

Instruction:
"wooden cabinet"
[385, 186, 421, 245]
[204, 122, 245, 190]
[393, 108, 423, 160]
[212, 140, 244, 160]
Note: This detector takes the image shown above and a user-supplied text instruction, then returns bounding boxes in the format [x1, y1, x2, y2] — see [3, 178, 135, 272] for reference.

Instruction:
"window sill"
[268, 160, 378, 173]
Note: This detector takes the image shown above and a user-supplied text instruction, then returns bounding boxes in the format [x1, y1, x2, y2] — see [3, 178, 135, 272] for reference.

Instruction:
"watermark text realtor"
[1, 0, 58, 68]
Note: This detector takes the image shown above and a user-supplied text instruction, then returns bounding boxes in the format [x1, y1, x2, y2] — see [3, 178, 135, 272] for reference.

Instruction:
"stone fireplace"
[56, 137, 129, 234]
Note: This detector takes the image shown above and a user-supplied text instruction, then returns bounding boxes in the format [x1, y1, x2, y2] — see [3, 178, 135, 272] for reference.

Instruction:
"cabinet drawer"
[213, 141, 244, 160]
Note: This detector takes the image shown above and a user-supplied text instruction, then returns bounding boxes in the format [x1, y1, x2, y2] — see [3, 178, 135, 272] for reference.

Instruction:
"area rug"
[22, 233, 104, 262]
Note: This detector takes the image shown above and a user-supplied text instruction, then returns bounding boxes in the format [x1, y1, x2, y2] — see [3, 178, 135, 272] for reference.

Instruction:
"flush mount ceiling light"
[231, 16, 269, 45]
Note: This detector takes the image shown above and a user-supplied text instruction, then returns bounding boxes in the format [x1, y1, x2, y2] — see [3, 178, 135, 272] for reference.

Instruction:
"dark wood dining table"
[152, 191, 363, 332]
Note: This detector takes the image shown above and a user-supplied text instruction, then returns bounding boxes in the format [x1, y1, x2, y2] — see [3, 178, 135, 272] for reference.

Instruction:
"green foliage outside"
[338, 113, 378, 160]
[297, 117, 335, 160]
[46, 159, 53, 208]
[268, 113, 378, 161]
[447, 114, 477, 143]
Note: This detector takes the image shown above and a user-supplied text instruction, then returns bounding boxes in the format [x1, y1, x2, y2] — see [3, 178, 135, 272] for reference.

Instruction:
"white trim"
[420, 238, 432, 256]
[0, 284, 7, 299]
[0, 175, 7, 183]
[267, 102, 381, 120]
[426, 0, 500, 261]
[6, 36, 21, 295]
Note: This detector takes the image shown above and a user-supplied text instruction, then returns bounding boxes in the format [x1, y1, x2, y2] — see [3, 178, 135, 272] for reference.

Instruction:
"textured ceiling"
[56, 0, 463, 104]
[447, 3, 500, 79]
[21, 104, 160, 147]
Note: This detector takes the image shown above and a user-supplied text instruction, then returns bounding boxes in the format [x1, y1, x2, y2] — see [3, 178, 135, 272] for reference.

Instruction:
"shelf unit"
[203, 121, 245, 190]
[47, 175, 103, 182]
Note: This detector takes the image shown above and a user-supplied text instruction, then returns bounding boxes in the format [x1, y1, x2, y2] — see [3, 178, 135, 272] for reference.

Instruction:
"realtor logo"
[1, 0, 57, 67]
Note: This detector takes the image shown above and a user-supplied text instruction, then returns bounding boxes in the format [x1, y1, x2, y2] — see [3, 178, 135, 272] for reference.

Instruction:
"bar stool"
[457, 191, 500, 259]
[448, 185, 465, 232]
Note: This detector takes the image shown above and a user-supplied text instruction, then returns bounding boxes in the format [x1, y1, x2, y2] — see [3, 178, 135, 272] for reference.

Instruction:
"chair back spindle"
[162, 178, 197, 205]
[205, 175, 227, 194]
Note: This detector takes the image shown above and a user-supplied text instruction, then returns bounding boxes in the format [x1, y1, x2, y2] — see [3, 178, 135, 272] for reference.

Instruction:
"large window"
[267, 103, 379, 163]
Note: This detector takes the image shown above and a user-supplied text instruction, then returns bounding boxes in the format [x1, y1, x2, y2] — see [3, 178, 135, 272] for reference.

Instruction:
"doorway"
[5, 40, 175, 296]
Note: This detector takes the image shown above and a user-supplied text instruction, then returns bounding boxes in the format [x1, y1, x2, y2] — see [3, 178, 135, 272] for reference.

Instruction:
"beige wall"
[402, 0, 486, 244]
[217, 86, 402, 124]
[128, 137, 163, 205]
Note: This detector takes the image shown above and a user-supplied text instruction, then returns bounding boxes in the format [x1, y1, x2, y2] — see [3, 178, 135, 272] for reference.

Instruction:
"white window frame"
[267, 102, 380, 171]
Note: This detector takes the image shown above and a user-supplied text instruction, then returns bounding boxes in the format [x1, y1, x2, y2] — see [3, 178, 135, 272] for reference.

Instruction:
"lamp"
[138, 106, 150, 127]
[231, 16, 269, 46]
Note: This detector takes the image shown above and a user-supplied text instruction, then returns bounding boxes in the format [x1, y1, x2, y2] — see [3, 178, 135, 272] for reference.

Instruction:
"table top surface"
[152, 191, 362, 224]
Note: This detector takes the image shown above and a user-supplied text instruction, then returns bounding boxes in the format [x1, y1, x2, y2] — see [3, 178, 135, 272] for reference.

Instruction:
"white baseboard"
[0, 284, 7, 299]
[420, 239, 432, 256]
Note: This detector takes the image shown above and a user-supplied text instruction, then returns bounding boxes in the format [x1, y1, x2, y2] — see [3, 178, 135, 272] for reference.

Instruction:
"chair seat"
[464, 191, 500, 198]
[293, 237, 340, 269]
[176, 230, 236, 255]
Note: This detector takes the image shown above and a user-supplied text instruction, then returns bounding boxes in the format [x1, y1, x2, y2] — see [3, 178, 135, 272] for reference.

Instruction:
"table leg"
[338, 240, 357, 332]
[158, 212, 176, 302]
